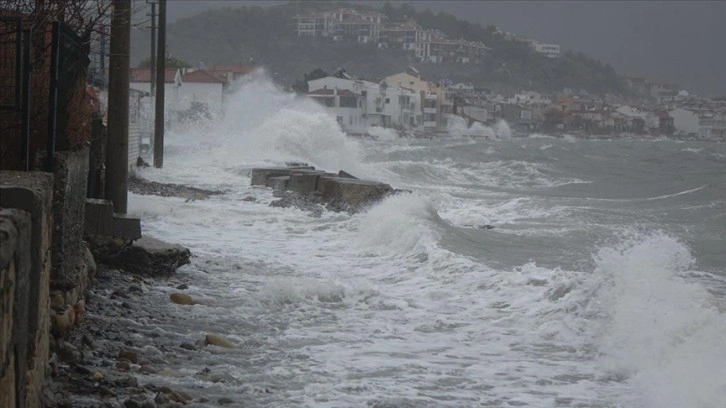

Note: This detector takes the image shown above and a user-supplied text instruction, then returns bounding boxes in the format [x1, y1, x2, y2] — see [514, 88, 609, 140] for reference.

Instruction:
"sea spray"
[589, 232, 726, 408]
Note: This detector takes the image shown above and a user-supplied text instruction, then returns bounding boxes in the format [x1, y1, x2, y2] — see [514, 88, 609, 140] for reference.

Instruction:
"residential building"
[294, 8, 387, 43]
[294, 11, 328, 37]
[531, 42, 561, 58]
[178, 70, 226, 120]
[384, 70, 451, 132]
[378, 21, 425, 51]
[307, 87, 366, 133]
[210, 64, 257, 84]
[655, 110, 674, 136]
[307, 75, 421, 133]
[668, 108, 700, 136]
[649, 81, 679, 101]
[699, 112, 726, 141]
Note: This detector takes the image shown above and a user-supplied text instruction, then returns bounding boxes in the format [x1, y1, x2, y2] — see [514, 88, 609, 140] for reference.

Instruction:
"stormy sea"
[130, 78, 726, 408]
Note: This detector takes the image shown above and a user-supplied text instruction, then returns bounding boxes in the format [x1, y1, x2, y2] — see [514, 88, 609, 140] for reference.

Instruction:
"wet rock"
[50, 292, 66, 310]
[104, 236, 191, 277]
[175, 283, 188, 290]
[118, 349, 138, 364]
[159, 386, 191, 404]
[57, 341, 81, 363]
[204, 334, 235, 349]
[129, 174, 224, 200]
[115, 375, 139, 388]
[218, 397, 235, 405]
[242, 196, 256, 202]
[124, 397, 155, 408]
[140, 365, 158, 374]
[154, 392, 170, 404]
[179, 343, 196, 351]
[53, 307, 74, 336]
[211, 373, 238, 384]
[270, 192, 324, 218]
[93, 371, 104, 381]
[129, 284, 143, 293]
[72, 364, 93, 376]
[73, 299, 86, 322]
[117, 360, 131, 371]
[169, 292, 195, 305]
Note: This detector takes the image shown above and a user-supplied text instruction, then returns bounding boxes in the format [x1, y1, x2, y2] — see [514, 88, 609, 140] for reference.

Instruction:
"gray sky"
[162, 0, 726, 95]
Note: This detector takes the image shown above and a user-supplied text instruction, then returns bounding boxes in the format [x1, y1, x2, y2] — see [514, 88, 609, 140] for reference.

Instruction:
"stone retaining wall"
[0, 172, 54, 408]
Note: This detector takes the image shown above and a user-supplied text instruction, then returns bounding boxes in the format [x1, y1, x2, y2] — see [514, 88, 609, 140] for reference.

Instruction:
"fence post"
[45, 21, 60, 172]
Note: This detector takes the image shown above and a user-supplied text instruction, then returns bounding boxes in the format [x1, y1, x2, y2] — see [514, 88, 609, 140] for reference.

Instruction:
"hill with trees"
[130, 1, 627, 96]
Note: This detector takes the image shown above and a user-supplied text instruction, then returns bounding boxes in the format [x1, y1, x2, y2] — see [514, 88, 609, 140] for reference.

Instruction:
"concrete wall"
[0, 172, 54, 408]
[48, 148, 89, 294]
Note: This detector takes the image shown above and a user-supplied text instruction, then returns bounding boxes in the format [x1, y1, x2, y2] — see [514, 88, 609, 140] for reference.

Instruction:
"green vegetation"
[130, 1, 627, 95]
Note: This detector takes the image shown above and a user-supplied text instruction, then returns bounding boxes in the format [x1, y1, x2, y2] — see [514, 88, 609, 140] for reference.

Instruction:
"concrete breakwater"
[250, 165, 400, 214]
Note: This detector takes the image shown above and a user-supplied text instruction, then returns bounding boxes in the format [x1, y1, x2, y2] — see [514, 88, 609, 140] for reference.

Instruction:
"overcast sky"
[161, 0, 726, 95]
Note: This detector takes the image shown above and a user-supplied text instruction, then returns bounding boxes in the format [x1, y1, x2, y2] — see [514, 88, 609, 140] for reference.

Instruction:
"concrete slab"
[317, 177, 393, 210]
[250, 166, 314, 186]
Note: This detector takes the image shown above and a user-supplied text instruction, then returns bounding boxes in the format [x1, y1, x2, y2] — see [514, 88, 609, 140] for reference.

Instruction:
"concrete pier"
[250, 165, 395, 213]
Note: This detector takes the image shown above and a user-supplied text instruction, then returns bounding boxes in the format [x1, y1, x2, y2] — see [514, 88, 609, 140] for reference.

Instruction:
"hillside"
[130, 1, 627, 96]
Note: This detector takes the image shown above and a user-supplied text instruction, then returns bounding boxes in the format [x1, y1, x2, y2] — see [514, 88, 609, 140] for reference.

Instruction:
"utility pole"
[149, 0, 156, 97]
[106, 0, 130, 213]
[154, 0, 166, 168]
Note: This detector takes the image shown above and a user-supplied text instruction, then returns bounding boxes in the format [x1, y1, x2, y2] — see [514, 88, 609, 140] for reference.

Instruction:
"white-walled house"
[307, 76, 421, 134]
[668, 108, 700, 136]
[178, 70, 225, 120]
[307, 87, 367, 134]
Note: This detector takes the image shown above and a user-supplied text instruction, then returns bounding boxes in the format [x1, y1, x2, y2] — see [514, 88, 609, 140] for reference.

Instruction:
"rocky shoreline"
[46, 168, 402, 407]
[45, 260, 250, 408]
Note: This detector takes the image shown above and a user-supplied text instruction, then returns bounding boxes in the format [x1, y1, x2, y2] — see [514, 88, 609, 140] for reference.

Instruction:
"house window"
[339, 96, 357, 108]
[317, 97, 334, 107]
[385, 98, 390, 104]
[336, 116, 343, 124]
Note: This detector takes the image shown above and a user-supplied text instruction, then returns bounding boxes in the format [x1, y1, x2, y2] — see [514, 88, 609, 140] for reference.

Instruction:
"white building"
[178, 70, 226, 120]
[307, 76, 422, 134]
[699, 113, 726, 141]
[531, 42, 561, 58]
[668, 108, 700, 136]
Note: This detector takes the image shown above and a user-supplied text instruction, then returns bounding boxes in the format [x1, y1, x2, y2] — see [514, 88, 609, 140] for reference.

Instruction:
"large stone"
[204, 334, 235, 349]
[316, 177, 393, 211]
[103, 236, 191, 276]
[250, 166, 314, 186]
[169, 293, 195, 305]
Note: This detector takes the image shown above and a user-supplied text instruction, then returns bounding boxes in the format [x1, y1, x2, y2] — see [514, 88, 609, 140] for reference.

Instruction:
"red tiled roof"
[130, 68, 178, 83]
[309, 88, 335, 96]
[308, 88, 358, 97]
[181, 70, 225, 83]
